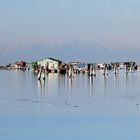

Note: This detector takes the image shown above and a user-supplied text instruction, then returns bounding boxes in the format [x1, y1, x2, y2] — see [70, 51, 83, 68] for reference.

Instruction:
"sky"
[0, 0, 140, 64]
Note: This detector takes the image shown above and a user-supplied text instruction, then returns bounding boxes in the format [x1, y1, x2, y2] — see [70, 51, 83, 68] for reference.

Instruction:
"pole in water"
[38, 70, 41, 80]
[68, 65, 74, 78]
[38, 66, 46, 81]
[42, 71, 45, 81]
[103, 64, 108, 76]
[93, 65, 96, 77]
[89, 65, 93, 76]
[42, 68, 46, 81]
[114, 64, 116, 74]
[125, 64, 129, 75]
[103, 67, 105, 76]
[68, 66, 71, 78]
[38, 73, 41, 80]
[106, 67, 108, 75]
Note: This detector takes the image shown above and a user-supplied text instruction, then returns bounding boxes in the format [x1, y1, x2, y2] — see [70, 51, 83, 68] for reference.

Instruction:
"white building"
[37, 58, 62, 72]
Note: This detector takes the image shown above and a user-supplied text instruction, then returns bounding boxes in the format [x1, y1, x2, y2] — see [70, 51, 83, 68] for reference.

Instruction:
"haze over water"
[0, 70, 140, 139]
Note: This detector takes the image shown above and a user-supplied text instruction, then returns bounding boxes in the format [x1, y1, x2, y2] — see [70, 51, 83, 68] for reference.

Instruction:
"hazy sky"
[0, 0, 140, 63]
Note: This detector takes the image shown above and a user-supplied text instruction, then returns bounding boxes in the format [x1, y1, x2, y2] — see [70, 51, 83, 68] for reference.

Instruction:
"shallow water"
[0, 70, 140, 140]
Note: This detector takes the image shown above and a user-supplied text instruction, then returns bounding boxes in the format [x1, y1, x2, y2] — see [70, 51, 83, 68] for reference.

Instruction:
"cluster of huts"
[2, 57, 140, 78]
[30, 58, 140, 80]
[2, 61, 30, 70]
[32, 58, 87, 76]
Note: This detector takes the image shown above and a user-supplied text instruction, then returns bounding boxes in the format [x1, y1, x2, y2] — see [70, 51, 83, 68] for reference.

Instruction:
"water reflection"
[15, 71, 27, 89]
[38, 80, 45, 103]
[58, 74, 66, 91]
[1, 71, 140, 115]
[125, 73, 129, 88]
[103, 75, 107, 98]
[6, 71, 140, 109]
[113, 74, 118, 86]
[88, 76, 96, 103]
[1, 70, 140, 140]
[38, 80, 45, 95]
[67, 76, 74, 94]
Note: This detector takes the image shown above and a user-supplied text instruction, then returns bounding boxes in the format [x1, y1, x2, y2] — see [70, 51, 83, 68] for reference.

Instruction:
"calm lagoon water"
[0, 70, 140, 140]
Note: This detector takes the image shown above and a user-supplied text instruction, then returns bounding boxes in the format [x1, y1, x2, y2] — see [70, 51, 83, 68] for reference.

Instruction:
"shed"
[36, 58, 62, 72]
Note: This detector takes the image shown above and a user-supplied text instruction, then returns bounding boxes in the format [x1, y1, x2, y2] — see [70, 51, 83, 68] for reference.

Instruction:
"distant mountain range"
[0, 41, 140, 64]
